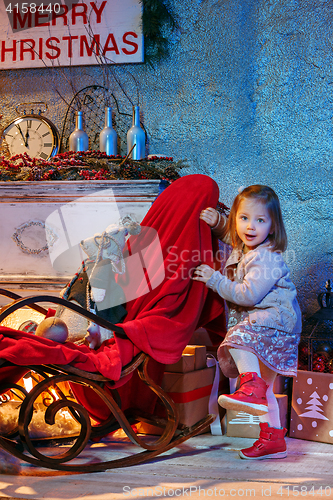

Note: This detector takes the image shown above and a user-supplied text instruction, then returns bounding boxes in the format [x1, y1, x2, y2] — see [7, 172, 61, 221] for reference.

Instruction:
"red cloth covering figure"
[0, 174, 226, 421]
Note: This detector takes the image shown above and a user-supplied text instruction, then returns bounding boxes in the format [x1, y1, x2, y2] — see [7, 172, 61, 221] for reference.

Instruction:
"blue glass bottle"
[99, 107, 117, 156]
[127, 105, 145, 160]
[69, 111, 89, 152]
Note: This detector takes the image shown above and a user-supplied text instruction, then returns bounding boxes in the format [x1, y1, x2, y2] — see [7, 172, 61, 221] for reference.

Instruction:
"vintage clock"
[2, 103, 60, 160]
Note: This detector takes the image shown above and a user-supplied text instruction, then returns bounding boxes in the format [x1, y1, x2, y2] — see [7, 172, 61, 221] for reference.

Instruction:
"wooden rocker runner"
[0, 290, 215, 473]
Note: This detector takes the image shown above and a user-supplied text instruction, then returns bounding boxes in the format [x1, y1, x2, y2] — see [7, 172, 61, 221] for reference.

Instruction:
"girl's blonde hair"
[227, 185, 287, 252]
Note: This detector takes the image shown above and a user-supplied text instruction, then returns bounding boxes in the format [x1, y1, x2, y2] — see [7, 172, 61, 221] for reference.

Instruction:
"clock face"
[2, 116, 59, 160]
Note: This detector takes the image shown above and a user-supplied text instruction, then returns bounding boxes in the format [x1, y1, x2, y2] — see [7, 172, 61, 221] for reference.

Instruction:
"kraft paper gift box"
[182, 345, 207, 370]
[136, 365, 216, 435]
[290, 370, 333, 444]
[226, 394, 288, 439]
[165, 345, 207, 372]
[165, 353, 195, 373]
[161, 365, 216, 427]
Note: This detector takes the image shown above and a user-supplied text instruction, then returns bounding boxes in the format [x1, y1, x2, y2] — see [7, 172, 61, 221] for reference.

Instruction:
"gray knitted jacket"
[206, 216, 302, 334]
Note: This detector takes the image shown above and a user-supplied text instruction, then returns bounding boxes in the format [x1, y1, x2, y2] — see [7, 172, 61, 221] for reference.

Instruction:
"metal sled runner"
[0, 289, 214, 473]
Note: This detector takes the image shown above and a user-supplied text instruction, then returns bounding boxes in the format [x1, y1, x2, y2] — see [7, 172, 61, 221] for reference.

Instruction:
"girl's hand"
[200, 207, 219, 227]
[193, 264, 215, 283]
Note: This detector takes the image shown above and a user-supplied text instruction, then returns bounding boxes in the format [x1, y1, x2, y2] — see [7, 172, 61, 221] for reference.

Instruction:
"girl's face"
[236, 199, 272, 253]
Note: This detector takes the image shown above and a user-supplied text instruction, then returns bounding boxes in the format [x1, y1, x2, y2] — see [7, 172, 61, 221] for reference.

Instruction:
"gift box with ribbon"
[165, 353, 195, 373]
[161, 365, 216, 428]
[136, 345, 222, 435]
[165, 345, 207, 372]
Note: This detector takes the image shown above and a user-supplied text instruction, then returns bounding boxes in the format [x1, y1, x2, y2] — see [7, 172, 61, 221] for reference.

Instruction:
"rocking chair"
[0, 289, 215, 473]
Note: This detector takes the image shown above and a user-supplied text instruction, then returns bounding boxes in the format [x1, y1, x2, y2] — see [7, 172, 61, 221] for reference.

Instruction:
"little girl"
[193, 185, 302, 460]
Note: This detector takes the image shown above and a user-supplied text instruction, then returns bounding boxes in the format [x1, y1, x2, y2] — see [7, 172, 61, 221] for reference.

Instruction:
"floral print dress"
[217, 306, 300, 378]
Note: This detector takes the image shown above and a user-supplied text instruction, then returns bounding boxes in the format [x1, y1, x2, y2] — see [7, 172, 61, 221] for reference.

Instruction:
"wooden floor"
[0, 434, 333, 500]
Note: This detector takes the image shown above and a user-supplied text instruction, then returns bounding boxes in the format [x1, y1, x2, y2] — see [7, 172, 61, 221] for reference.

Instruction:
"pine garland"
[0, 151, 186, 183]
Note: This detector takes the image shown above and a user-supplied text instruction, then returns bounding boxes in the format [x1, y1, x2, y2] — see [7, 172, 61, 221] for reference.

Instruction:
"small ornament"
[327, 358, 333, 374]
[313, 353, 328, 364]
[99, 107, 117, 156]
[69, 111, 89, 152]
[19, 320, 38, 334]
[127, 105, 145, 160]
[35, 317, 69, 343]
[316, 343, 332, 355]
[312, 360, 326, 372]
[312, 353, 328, 372]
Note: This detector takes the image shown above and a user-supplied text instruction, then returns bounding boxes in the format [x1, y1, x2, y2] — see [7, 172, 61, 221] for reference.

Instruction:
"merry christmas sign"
[0, 0, 143, 69]
[290, 370, 333, 444]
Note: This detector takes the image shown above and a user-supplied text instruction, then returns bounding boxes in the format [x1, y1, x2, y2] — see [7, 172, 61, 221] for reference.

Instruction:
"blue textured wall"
[1, 0, 332, 319]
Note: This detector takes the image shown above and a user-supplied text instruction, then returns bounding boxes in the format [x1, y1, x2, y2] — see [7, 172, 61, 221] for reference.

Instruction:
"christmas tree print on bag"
[298, 391, 329, 420]
[290, 370, 333, 444]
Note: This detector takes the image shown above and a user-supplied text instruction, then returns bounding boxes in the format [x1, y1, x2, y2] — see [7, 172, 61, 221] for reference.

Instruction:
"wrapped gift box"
[165, 345, 206, 372]
[137, 344, 222, 435]
[165, 353, 195, 373]
[136, 364, 216, 434]
[165, 345, 207, 373]
[226, 394, 288, 438]
[182, 345, 207, 370]
[161, 365, 216, 427]
[290, 370, 333, 444]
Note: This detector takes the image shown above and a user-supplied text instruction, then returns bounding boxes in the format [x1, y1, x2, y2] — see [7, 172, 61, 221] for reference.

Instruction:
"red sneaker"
[218, 372, 268, 416]
[239, 422, 287, 459]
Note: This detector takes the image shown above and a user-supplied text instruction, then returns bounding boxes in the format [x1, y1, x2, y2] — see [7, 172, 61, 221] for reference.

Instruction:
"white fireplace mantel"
[0, 180, 160, 302]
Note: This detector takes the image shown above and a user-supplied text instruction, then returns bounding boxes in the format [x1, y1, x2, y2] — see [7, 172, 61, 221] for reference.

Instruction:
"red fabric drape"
[0, 174, 226, 418]
[118, 174, 226, 360]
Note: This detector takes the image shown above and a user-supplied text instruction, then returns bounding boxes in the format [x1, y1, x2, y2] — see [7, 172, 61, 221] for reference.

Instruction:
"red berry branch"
[0, 151, 185, 183]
